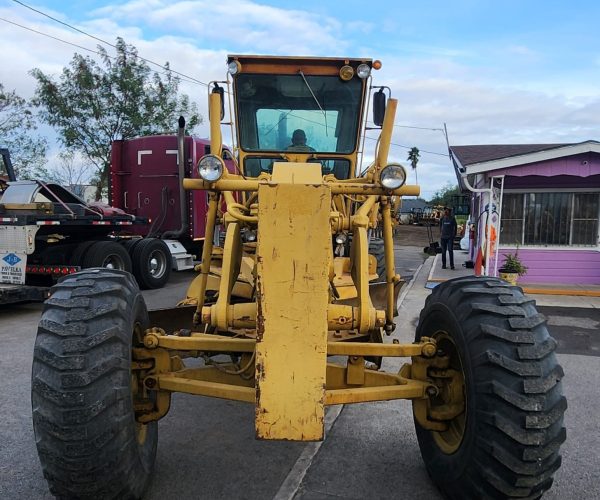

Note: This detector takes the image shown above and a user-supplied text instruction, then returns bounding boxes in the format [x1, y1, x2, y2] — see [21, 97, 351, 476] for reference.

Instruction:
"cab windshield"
[236, 73, 363, 154]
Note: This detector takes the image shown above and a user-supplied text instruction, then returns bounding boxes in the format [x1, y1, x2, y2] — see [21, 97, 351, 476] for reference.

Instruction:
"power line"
[363, 135, 449, 157]
[0, 16, 100, 55]
[367, 120, 444, 132]
[263, 110, 449, 158]
[10, 0, 209, 88]
[0, 17, 204, 88]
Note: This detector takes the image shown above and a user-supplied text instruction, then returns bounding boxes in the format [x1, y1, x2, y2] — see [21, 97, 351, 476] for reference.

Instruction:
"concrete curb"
[522, 287, 600, 297]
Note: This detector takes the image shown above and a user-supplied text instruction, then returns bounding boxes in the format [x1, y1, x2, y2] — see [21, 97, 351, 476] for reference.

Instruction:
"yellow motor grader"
[32, 55, 566, 499]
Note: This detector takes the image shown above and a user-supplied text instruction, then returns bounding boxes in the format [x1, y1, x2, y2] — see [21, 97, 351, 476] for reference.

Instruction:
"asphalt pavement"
[0, 247, 598, 500]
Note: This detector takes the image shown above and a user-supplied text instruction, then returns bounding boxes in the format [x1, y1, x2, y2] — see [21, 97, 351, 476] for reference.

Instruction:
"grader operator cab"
[32, 55, 565, 499]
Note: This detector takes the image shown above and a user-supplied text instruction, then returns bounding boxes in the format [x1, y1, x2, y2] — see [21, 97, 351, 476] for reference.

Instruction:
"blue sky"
[1, 0, 598, 196]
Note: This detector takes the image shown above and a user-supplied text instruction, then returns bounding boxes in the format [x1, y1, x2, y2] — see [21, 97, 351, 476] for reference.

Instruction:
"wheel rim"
[429, 331, 467, 455]
[147, 249, 167, 279]
[101, 253, 126, 270]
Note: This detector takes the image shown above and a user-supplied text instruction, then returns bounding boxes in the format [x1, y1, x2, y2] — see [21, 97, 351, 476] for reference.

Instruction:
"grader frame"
[129, 55, 453, 441]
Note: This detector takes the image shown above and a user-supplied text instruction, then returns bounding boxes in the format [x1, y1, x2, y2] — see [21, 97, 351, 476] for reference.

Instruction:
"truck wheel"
[132, 238, 171, 289]
[69, 240, 96, 267]
[82, 240, 132, 273]
[414, 276, 566, 499]
[32, 269, 157, 499]
[121, 237, 143, 255]
[368, 237, 386, 280]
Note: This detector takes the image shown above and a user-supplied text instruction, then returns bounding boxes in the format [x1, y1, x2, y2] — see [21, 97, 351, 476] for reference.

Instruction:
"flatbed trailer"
[1, 149, 172, 303]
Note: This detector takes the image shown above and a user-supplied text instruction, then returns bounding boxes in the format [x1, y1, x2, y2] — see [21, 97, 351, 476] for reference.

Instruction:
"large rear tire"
[414, 276, 566, 499]
[32, 269, 157, 499]
[131, 238, 171, 290]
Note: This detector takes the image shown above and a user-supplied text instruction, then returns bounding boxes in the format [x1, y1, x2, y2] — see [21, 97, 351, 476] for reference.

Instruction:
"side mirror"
[211, 83, 225, 121]
[373, 89, 386, 127]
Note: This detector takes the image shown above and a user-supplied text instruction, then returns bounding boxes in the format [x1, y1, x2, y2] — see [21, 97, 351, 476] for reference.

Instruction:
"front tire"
[32, 269, 157, 499]
[414, 276, 566, 499]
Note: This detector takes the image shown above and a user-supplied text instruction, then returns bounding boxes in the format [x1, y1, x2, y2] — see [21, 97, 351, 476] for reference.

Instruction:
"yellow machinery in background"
[32, 55, 566, 500]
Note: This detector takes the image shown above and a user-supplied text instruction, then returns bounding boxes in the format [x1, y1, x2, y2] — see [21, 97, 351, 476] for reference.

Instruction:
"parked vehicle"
[0, 148, 170, 304]
[109, 118, 236, 269]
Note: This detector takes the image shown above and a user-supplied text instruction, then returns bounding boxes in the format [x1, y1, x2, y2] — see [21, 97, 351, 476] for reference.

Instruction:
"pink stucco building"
[451, 141, 600, 285]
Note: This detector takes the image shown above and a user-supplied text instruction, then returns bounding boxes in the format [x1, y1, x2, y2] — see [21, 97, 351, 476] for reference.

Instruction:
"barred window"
[500, 193, 524, 245]
[572, 193, 599, 245]
[500, 192, 599, 246]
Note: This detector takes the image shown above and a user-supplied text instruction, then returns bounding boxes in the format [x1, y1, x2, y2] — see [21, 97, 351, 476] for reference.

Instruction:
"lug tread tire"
[368, 237, 386, 279]
[32, 269, 157, 500]
[414, 276, 566, 500]
[131, 238, 171, 290]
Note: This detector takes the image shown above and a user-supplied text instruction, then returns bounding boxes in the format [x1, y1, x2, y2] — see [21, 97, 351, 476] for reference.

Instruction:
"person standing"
[439, 207, 457, 269]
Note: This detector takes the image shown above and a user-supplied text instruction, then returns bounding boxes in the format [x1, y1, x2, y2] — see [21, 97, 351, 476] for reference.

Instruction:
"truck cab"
[110, 135, 235, 257]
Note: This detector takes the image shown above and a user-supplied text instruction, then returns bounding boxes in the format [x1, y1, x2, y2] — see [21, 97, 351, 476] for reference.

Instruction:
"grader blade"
[255, 163, 331, 440]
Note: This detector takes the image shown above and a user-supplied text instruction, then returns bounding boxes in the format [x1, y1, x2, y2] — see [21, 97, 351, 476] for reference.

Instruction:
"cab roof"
[227, 55, 374, 75]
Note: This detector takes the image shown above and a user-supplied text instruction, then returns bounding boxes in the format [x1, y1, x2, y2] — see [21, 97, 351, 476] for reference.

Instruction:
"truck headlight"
[357, 63, 371, 79]
[228, 60, 241, 75]
[380, 164, 407, 190]
[197, 155, 224, 182]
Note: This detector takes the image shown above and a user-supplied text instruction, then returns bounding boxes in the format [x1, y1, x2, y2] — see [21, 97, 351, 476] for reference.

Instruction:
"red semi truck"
[109, 118, 235, 265]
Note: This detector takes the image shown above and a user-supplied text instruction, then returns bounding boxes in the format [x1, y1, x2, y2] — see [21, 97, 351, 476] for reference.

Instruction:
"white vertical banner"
[491, 176, 505, 276]
[483, 179, 502, 276]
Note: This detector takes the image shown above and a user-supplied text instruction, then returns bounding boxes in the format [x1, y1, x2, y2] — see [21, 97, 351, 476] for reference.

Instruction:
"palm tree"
[407, 147, 420, 184]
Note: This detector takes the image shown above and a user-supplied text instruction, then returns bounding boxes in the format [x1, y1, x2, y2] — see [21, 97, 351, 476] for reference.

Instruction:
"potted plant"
[499, 249, 528, 285]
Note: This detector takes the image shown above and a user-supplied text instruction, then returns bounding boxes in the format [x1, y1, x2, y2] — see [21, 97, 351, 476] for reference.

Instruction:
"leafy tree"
[428, 182, 462, 207]
[31, 38, 201, 199]
[407, 147, 420, 184]
[47, 150, 94, 191]
[0, 83, 48, 179]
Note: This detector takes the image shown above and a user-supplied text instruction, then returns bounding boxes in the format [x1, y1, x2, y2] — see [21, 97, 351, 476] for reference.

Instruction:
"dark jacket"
[439, 215, 457, 240]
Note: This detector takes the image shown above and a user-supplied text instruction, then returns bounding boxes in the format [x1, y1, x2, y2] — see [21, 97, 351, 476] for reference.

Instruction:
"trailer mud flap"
[255, 164, 331, 441]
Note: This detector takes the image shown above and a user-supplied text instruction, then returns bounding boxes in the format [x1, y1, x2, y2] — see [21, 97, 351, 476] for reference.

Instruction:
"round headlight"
[335, 232, 347, 245]
[244, 230, 257, 242]
[227, 60, 241, 75]
[380, 164, 407, 190]
[197, 155, 224, 182]
[339, 65, 354, 81]
[357, 63, 371, 79]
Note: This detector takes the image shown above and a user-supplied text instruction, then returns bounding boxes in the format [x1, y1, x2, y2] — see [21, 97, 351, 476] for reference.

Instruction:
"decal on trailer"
[1, 252, 26, 284]
[3, 253, 21, 266]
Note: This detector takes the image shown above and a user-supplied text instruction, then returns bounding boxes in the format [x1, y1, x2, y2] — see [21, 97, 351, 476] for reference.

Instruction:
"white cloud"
[92, 0, 349, 55]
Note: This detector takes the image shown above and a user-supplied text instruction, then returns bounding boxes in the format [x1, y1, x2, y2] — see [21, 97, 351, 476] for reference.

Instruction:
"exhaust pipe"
[162, 116, 189, 239]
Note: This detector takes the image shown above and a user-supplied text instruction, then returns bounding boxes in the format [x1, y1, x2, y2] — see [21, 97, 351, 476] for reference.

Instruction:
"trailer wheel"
[368, 237, 386, 280]
[32, 269, 157, 499]
[69, 240, 96, 267]
[132, 238, 171, 289]
[413, 276, 566, 499]
[82, 240, 132, 272]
